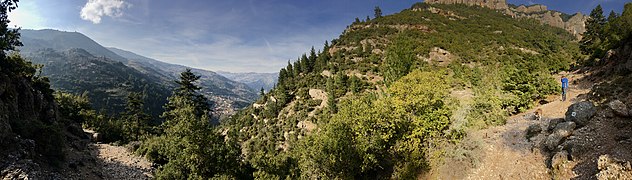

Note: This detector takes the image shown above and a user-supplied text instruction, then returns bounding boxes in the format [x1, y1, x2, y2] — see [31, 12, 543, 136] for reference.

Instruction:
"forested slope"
[220, 2, 581, 179]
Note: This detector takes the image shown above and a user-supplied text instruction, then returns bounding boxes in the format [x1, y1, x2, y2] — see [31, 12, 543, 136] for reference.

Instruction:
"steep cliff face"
[424, 0, 587, 39]
[0, 55, 74, 179]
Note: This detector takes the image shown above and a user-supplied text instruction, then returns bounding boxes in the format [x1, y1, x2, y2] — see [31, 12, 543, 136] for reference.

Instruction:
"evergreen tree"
[300, 54, 310, 73]
[122, 92, 151, 141]
[354, 17, 361, 24]
[608, 10, 619, 22]
[278, 68, 288, 85]
[286, 60, 294, 78]
[366, 16, 371, 22]
[374, 6, 382, 19]
[163, 69, 210, 124]
[293, 61, 302, 77]
[580, 5, 606, 56]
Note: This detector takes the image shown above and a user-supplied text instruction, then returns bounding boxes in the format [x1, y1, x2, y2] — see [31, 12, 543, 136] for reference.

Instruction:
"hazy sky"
[9, 0, 630, 73]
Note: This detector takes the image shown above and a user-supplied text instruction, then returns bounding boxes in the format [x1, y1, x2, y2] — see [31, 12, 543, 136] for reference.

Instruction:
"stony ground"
[90, 143, 153, 179]
[428, 72, 592, 179]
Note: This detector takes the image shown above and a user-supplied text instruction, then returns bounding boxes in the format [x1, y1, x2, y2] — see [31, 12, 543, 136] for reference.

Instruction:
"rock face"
[423, 0, 587, 39]
[515, 4, 547, 13]
[565, 101, 596, 127]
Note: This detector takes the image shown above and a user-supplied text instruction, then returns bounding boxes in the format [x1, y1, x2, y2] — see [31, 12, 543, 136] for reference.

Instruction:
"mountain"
[216, 71, 278, 92]
[23, 48, 170, 116]
[105, 47, 259, 109]
[220, 2, 582, 179]
[18, 29, 259, 115]
[425, 0, 588, 38]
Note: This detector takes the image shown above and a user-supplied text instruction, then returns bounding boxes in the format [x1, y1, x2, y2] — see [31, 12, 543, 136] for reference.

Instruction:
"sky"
[8, 0, 631, 73]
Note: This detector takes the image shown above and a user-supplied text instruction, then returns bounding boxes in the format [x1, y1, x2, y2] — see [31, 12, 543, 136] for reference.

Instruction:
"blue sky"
[9, 0, 630, 73]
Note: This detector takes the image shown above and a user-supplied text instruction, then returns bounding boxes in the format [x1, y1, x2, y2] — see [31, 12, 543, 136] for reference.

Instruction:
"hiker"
[561, 76, 569, 101]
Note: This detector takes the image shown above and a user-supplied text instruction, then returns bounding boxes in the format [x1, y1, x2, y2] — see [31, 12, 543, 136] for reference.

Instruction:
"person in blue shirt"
[561, 76, 569, 101]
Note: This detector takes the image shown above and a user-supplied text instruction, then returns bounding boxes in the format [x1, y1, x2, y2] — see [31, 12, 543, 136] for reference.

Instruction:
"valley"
[2, 0, 632, 179]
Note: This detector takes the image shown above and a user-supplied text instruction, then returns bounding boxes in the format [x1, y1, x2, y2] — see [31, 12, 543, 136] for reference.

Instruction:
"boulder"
[608, 100, 629, 117]
[92, 133, 102, 143]
[525, 124, 542, 140]
[553, 121, 576, 138]
[547, 118, 564, 132]
[565, 101, 596, 127]
[545, 122, 576, 150]
[551, 150, 569, 169]
[525, 124, 542, 139]
[545, 133, 564, 151]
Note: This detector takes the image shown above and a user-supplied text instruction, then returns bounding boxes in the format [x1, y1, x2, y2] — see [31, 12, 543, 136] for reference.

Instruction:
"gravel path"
[92, 143, 153, 180]
[464, 72, 589, 180]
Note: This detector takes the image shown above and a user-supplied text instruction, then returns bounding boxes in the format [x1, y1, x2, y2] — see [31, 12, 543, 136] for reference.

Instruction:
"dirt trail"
[463, 72, 590, 180]
[91, 143, 153, 179]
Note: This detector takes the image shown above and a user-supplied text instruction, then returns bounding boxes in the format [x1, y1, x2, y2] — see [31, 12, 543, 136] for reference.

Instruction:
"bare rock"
[525, 124, 542, 140]
[553, 121, 576, 138]
[545, 122, 576, 151]
[597, 155, 632, 180]
[92, 133, 102, 143]
[551, 150, 569, 169]
[608, 100, 629, 117]
[566, 101, 596, 127]
[547, 118, 564, 132]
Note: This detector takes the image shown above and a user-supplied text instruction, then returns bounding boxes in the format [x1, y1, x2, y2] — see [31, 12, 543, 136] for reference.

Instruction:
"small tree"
[122, 92, 151, 141]
[374, 6, 382, 19]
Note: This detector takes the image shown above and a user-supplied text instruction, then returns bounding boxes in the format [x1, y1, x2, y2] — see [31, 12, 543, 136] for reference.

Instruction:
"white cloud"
[80, 0, 131, 24]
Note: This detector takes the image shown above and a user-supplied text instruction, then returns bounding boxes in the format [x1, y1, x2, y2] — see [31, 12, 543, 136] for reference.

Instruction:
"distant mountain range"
[19, 29, 259, 116]
[216, 71, 278, 92]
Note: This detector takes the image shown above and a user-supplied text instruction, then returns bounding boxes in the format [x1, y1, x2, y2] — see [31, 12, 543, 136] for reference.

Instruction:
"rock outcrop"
[423, 0, 587, 39]
[515, 4, 547, 13]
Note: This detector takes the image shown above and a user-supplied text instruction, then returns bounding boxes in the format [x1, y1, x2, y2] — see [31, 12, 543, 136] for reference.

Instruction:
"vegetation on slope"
[219, 2, 581, 179]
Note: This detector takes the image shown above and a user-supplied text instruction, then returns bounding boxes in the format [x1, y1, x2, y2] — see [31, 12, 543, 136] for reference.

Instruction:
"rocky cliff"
[424, 0, 587, 39]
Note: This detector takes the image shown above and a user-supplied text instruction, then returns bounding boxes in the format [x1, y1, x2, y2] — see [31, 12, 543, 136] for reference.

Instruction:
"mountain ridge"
[19, 29, 259, 116]
[423, 0, 588, 38]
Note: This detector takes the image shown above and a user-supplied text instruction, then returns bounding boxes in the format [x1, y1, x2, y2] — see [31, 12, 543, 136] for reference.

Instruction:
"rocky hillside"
[220, 2, 581, 178]
[19, 29, 258, 116]
[425, 0, 588, 38]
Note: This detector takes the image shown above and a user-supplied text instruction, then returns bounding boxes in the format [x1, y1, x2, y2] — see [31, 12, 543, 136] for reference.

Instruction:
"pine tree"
[580, 5, 606, 56]
[286, 60, 294, 78]
[122, 92, 151, 141]
[374, 6, 382, 19]
[300, 54, 310, 73]
[163, 69, 210, 123]
[608, 10, 619, 22]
